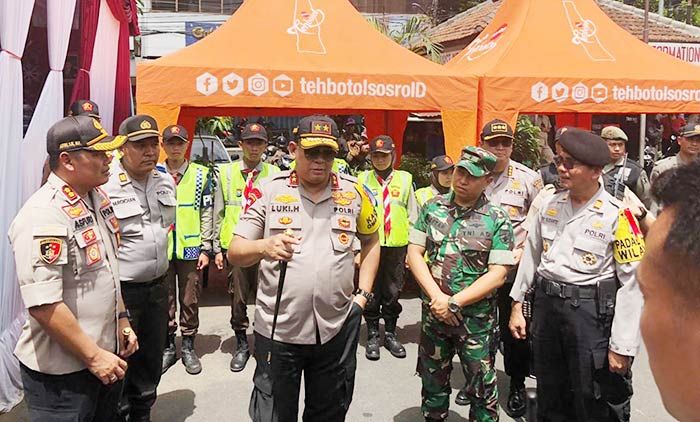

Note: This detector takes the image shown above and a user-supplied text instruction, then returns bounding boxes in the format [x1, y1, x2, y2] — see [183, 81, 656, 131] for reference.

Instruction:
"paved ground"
[2, 270, 675, 422]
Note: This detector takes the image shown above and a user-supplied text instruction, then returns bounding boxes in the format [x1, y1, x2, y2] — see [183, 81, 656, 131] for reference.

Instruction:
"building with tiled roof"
[431, 0, 700, 62]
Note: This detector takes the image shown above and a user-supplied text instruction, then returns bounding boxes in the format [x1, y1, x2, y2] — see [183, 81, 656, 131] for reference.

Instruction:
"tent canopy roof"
[136, 0, 476, 112]
[446, 0, 700, 116]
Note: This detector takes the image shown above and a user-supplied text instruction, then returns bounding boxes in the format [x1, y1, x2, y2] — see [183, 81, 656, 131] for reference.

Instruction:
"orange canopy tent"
[444, 0, 700, 152]
[136, 0, 477, 160]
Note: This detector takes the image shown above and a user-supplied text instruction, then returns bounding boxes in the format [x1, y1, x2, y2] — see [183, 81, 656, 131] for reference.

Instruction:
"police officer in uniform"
[510, 128, 644, 422]
[9, 116, 138, 421]
[102, 115, 176, 421]
[213, 122, 280, 372]
[408, 147, 515, 422]
[229, 115, 381, 422]
[414, 155, 454, 208]
[600, 126, 652, 208]
[358, 135, 419, 360]
[160, 124, 215, 375]
[651, 122, 700, 183]
[456, 119, 542, 416]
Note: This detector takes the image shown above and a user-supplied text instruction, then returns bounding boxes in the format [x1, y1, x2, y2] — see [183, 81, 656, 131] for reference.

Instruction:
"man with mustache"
[102, 115, 177, 421]
[9, 115, 137, 421]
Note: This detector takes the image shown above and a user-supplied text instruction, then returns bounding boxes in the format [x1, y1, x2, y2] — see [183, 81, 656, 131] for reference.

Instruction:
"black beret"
[558, 128, 611, 167]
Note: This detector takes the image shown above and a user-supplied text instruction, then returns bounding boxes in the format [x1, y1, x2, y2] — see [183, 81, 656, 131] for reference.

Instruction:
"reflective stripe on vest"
[167, 163, 209, 260]
[415, 186, 436, 208]
[219, 162, 279, 249]
[358, 170, 412, 247]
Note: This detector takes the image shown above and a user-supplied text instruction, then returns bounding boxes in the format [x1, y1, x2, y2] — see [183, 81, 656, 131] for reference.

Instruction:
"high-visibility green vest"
[415, 185, 439, 208]
[218, 161, 280, 249]
[289, 158, 349, 174]
[167, 162, 210, 261]
[358, 169, 412, 247]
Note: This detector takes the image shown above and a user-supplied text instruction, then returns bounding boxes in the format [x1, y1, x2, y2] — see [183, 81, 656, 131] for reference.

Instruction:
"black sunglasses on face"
[304, 148, 336, 161]
[485, 138, 513, 148]
[553, 155, 581, 170]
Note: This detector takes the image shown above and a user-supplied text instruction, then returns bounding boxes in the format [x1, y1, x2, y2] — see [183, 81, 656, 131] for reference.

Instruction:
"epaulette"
[339, 172, 358, 183]
[155, 163, 167, 174]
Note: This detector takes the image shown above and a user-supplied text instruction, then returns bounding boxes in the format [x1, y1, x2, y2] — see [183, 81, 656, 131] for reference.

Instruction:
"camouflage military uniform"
[410, 192, 515, 422]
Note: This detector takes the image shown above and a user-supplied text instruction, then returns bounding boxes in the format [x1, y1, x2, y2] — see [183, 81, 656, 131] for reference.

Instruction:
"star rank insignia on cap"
[39, 238, 63, 265]
[140, 119, 152, 129]
[312, 121, 332, 135]
[491, 122, 508, 133]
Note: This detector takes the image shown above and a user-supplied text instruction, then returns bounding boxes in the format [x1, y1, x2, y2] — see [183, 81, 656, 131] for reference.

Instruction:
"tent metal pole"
[640, 0, 650, 162]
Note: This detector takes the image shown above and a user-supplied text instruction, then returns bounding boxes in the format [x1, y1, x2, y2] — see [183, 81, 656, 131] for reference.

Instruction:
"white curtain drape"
[0, 0, 36, 413]
[22, 0, 77, 202]
[91, 0, 120, 134]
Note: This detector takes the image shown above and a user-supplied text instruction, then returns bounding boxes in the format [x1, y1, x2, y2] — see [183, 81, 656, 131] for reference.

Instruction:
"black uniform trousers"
[20, 363, 122, 422]
[496, 272, 530, 382]
[119, 276, 169, 421]
[249, 303, 363, 422]
[228, 262, 259, 331]
[531, 285, 633, 422]
[363, 245, 407, 322]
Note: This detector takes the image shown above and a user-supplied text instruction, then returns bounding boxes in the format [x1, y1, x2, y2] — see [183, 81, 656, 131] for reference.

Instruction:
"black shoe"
[230, 331, 250, 372]
[181, 335, 202, 375]
[365, 320, 380, 361]
[455, 388, 469, 406]
[506, 384, 527, 418]
[383, 333, 406, 358]
[383, 318, 406, 359]
[161, 334, 177, 374]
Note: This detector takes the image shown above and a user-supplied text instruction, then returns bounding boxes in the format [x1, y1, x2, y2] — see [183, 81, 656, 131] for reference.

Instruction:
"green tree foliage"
[512, 117, 542, 170]
[367, 15, 443, 62]
[399, 152, 433, 189]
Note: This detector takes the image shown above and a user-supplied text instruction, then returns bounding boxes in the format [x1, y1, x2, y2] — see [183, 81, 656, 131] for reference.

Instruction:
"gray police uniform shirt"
[235, 171, 379, 345]
[603, 158, 651, 208]
[102, 159, 176, 282]
[511, 184, 643, 356]
[8, 173, 122, 374]
[650, 154, 688, 184]
[484, 159, 543, 246]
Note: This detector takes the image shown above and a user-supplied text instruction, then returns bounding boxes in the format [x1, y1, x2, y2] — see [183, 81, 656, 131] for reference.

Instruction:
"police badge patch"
[39, 238, 63, 265]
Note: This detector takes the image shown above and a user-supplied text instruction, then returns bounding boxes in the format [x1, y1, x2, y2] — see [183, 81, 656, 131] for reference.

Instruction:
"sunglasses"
[553, 155, 581, 170]
[304, 148, 336, 161]
[484, 138, 513, 148]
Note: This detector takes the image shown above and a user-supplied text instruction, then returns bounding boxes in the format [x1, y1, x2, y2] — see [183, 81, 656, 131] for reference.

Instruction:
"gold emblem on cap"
[491, 122, 507, 132]
[376, 139, 384, 148]
[140, 120, 152, 130]
[171, 126, 180, 134]
[251, 124, 260, 132]
[82, 102, 93, 112]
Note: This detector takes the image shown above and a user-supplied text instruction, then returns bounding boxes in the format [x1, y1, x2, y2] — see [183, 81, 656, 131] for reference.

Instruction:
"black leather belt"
[536, 275, 596, 300]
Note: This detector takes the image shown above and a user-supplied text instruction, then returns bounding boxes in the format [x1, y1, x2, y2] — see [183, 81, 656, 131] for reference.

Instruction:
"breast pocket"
[157, 192, 176, 228]
[572, 237, 607, 273]
[268, 214, 303, 253]
[330, 215, 356, 253]
[112, 200, 144, 236]
[501, 193, 526, 221]
[457, 234, 492, 270]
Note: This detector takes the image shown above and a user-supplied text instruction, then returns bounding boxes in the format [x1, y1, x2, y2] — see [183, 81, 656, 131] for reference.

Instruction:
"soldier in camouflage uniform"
[407, 146, 516, 422]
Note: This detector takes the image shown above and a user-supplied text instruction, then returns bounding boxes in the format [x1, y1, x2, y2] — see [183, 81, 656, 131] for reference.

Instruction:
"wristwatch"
[448, 296, 461, 314]
[354, 288, 374, 302]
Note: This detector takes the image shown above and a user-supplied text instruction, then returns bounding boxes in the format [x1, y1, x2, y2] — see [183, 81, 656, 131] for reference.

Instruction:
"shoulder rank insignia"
[289, 171, 299, 187]
[119, 172, 129, 185]
[61, 185, 79, 204]
[507, 165, 513, 177]
[39, 238, 63, 265]
[593, 199, 603, 210]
